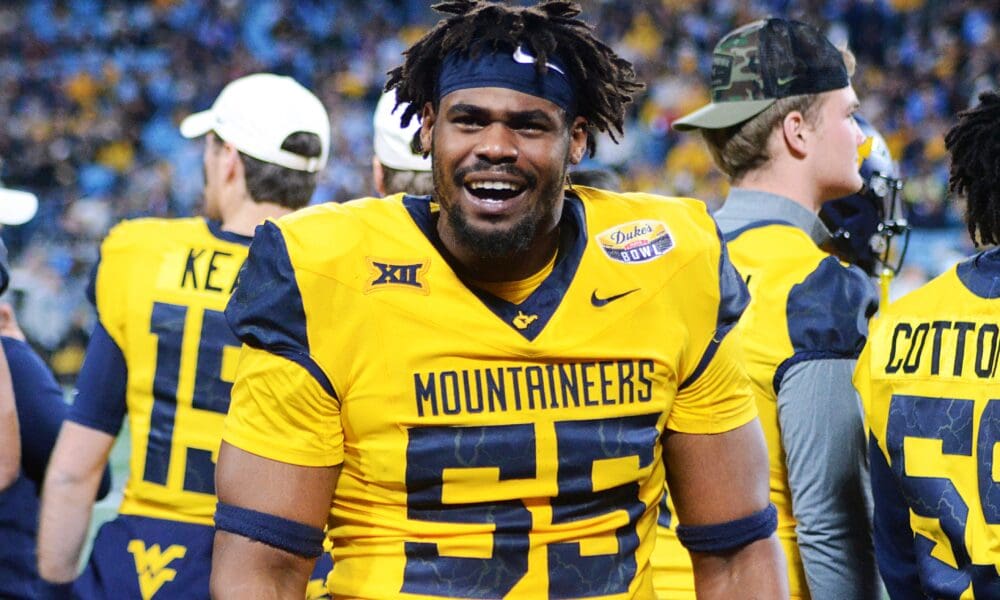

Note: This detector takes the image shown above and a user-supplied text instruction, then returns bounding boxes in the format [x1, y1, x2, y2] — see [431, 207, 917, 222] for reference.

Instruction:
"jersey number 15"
[143, 302, 239, 495]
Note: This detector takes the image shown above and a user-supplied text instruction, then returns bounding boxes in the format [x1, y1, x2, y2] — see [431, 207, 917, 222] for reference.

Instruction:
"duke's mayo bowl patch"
[595, 220, 674, 264]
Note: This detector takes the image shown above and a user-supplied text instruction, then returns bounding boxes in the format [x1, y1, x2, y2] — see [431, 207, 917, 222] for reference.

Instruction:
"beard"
[432, 151, 566, 262]
[443, 196, 539, 260]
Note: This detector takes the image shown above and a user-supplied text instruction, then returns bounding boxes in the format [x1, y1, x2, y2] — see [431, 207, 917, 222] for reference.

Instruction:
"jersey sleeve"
[67, 321, 128, 436]
[72, 220, 140, 433]
[668, 229, 757, 434]
[774, 258, 878, 391]
[223, 221, 342, 466]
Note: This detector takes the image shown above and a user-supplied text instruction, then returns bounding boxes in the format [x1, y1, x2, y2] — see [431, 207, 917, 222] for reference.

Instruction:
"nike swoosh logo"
[591, 288, 640, 307]
[512, 45, 565, 75]
[776, 75, 797, 86]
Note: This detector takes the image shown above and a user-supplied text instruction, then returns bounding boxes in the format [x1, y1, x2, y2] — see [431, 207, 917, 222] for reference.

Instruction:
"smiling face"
[421, 87, 587, 278]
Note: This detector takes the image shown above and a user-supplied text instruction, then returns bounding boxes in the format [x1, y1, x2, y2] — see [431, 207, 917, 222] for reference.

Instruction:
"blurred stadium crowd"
[0, 0, 996, 381]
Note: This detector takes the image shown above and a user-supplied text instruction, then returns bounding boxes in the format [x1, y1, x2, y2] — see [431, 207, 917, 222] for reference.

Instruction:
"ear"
[222, 142, 241, 182]
[419, 102, 436, 156]
[780, 110, 809, 158]
[568, 116, 588, 165]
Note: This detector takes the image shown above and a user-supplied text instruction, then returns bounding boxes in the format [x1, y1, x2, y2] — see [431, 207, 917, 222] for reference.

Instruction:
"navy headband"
[437, 46, 576, 113]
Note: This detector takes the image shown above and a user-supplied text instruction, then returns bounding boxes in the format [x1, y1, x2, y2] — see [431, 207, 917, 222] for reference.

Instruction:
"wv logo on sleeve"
[365, 257, 430, 294]
[127, 540, 188, 600]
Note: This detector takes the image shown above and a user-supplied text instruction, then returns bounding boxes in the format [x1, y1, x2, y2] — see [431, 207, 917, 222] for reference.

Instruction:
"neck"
[735, 165, 823, 213]
[220, 197, 294, 236]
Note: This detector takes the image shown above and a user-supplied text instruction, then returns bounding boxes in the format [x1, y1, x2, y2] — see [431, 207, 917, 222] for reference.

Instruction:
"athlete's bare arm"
[210, 441, 340, 598]
[664, 418, 789, 599]
[37, 422, 116, 582]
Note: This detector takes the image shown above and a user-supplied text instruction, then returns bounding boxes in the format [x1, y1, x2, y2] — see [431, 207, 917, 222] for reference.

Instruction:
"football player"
[36, 73, 334, 598]
[210, 2, 786, 598]
[0, 184, 112, 600]
[856, 90, 1000, 599]
[652, 18, 883, 600]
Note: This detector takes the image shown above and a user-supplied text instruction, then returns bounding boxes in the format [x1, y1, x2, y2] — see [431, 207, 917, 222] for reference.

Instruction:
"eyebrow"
[446, 103, 558, 125]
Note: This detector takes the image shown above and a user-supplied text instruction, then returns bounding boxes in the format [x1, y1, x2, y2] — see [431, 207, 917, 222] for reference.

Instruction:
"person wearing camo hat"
[651, 17, 884, 600]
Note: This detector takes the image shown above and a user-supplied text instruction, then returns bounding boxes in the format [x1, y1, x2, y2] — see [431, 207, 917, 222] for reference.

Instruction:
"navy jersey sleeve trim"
[225, 221, 336, 400]
[680, 226, 750, 390]
[869, 433, 924, 598]
[68, 322, 128, 436]
[786, 256, 877, 354]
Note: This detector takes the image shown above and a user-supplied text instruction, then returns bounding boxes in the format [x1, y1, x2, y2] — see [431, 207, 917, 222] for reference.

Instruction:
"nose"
[853, 119, 866, 146]
[474, 123, 518, 164]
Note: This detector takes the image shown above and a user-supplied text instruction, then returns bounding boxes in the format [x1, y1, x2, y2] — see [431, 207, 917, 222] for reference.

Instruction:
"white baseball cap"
[373, 89, 431, 172]
[0, 187, 38, 226]
[180, 73, 331, 173]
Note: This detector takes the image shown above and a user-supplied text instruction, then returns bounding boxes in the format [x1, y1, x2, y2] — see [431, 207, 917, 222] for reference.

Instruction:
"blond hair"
[700, 94, 820, 182]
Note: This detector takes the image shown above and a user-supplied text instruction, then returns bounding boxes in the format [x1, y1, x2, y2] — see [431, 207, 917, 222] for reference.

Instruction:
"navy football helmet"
[820, 115, 909, 276]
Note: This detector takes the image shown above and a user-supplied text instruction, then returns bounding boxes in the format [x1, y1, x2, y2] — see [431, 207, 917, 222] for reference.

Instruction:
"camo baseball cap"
[673, 18, 849, 131]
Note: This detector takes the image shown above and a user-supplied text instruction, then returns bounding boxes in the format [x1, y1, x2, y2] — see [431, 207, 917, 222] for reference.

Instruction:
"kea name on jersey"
[88, 217, 249, 524]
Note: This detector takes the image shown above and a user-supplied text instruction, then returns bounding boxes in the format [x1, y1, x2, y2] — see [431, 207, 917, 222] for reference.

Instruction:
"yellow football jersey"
[652, 222, 876, 599]
[857, 251, 1000, 599]
[92, 217, 249, 525]
[223, 188, 758, 599]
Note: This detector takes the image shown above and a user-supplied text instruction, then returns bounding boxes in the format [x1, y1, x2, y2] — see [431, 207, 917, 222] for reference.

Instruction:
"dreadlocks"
[386, 0, 642, 157]
[945, 90, 1000, 247]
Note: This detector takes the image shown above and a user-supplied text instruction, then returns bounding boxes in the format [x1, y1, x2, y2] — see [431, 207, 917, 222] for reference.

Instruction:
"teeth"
[469, 181, 520, 191]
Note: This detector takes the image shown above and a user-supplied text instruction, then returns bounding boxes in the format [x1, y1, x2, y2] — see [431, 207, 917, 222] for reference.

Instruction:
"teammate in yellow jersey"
[210, 2, 786, 598]
[36, 73, 334, 598]
[652, 18, 883, 600]
[856, 90, 1000, 599]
